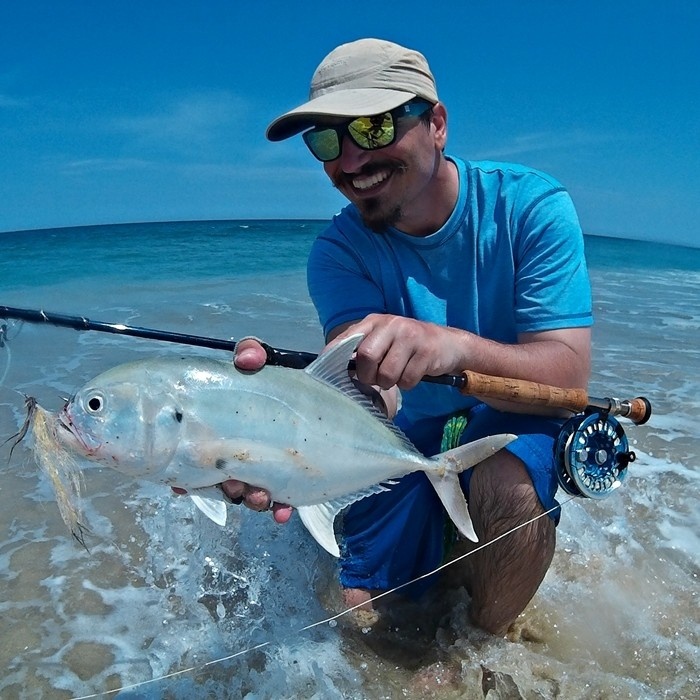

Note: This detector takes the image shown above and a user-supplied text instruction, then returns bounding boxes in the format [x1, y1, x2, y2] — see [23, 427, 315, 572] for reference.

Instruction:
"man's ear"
[431, 102, 448, 151]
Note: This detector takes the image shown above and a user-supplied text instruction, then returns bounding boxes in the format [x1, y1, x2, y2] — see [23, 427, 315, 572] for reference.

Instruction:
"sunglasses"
[302, 100, 434, 162]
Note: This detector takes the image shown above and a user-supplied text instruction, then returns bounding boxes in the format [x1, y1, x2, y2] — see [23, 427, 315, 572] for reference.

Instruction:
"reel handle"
[459, 370, 652, 424]
[587, 395, 652, 425]
[628, 397, 652, 424]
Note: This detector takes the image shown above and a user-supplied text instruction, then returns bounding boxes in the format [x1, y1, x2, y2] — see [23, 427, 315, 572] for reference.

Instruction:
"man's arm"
[329, 315, 591, 414]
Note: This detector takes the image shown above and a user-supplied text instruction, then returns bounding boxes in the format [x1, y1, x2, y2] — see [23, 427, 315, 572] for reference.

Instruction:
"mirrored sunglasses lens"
[348, 113, 394, 149]
[304, 128, 340, 161]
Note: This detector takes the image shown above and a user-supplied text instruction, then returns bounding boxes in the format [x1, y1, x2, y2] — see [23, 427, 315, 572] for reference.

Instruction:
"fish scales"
[170, 360, 427, 500]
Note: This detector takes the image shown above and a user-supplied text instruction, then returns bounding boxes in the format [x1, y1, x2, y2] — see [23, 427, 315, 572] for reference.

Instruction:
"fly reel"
[555, 412, 637, 499]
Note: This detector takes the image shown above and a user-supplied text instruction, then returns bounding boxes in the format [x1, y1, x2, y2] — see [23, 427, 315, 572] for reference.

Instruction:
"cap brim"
[266, 88, 417, 141]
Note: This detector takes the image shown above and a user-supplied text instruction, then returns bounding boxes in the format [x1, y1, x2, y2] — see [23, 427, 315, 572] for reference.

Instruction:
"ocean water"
[0, 220, 698, 699]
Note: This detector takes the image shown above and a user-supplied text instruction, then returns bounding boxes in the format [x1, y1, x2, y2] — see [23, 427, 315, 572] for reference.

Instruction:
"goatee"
[332, 161, 406, 233]
[358, 200, 402, 233]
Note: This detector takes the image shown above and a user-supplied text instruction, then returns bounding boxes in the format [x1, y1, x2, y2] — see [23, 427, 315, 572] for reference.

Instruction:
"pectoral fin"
[189, 486, 228, 526]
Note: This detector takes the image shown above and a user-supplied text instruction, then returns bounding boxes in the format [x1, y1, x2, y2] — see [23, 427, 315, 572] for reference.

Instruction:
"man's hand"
[330, 313, 591, 409]
[218, 480, 293, 523]
[333, 314, 465, 391]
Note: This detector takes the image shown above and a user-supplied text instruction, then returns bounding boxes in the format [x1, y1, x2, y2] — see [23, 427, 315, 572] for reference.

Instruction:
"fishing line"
[0, 323, 12, 387]
[69, 497, 574, 700]
[1, 305, 649, 693]
[0, 320, 29, 389]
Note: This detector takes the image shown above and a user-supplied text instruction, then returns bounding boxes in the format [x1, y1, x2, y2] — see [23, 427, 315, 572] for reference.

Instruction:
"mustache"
[331, 161, 407, 189]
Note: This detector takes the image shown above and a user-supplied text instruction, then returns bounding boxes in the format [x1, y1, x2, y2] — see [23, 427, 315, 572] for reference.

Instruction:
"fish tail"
[427, 433, 516, 542]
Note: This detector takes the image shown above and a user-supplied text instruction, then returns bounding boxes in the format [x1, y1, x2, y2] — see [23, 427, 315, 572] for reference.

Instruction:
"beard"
[356, 199, 402, 233]
[331, 160, 407, 233]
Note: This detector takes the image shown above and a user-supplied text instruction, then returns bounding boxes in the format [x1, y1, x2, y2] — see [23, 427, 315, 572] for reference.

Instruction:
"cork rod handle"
[459, 369, 589, 413]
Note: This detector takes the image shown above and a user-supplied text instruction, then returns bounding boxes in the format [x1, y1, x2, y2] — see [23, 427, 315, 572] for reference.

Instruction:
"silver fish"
[46, 334, 515, 556]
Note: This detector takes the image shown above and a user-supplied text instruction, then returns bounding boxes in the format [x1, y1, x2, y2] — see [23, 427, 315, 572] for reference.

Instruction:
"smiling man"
[226, 38, 593, 637]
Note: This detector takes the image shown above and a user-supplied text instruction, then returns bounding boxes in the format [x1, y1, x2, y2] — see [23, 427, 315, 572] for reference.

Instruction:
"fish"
[39, 334, 515, 556]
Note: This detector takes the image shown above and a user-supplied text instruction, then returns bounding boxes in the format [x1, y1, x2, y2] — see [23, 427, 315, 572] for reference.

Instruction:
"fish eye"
[85, 393, 104, 413]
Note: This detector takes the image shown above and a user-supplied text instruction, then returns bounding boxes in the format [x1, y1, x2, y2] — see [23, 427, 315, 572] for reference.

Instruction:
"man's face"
[320, 106, 446, 233]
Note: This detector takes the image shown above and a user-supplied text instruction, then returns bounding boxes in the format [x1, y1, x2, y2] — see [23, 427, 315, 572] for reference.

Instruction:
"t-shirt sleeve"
[307, 224, 387, 339]
[513, 188, 593, 333]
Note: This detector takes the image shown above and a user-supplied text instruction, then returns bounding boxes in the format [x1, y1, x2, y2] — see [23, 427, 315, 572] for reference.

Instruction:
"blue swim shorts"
[338, 404, 564, 596]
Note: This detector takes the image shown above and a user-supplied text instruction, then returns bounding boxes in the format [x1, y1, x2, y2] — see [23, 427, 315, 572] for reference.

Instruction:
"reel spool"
[555, 412, 637, 499]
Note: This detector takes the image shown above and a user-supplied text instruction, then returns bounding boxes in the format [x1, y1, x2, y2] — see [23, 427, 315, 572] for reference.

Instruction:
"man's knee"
[465, 452, 556, 635]
[468, 451, 549, 537]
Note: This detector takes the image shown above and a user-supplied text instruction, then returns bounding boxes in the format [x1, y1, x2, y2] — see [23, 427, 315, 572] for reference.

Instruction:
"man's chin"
[357, 201, 402, 234]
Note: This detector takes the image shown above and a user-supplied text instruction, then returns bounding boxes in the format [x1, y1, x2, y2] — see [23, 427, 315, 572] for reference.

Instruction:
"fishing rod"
[0, 304, 317, 368]
[0, 304, 651, 419]
[1, 304, 651, 499]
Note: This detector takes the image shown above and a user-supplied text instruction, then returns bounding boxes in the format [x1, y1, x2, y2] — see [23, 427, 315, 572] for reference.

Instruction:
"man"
[223, 38, 592, 636]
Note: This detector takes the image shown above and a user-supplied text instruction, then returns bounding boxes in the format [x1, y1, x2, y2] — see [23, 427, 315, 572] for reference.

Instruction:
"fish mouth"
[55, 407, 102, 456]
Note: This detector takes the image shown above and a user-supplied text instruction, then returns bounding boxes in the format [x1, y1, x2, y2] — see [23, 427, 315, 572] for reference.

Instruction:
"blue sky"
[1, 1, 698, 247]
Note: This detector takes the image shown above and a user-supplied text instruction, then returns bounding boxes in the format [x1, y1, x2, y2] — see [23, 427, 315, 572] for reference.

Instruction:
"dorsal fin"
[304, 334, 363, 389]
[304, 334, 383, 416]
[304, 334, 421, 456]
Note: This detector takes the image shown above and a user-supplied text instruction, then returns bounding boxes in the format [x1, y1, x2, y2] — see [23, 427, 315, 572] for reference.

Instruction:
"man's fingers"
[191, 479, 292, 521]
[244, 487, 272, 511]
[221, 481, 271, 510]
[221, 480, 245, 501]
[272, 503, 294, 524]
[234, 337, 268, 371]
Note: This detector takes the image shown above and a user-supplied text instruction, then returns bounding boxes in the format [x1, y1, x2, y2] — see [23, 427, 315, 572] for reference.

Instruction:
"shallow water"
[0, 223, 698, 698]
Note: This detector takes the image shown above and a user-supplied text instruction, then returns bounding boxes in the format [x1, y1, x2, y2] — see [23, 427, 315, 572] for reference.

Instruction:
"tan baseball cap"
[266, 38, 438, 142]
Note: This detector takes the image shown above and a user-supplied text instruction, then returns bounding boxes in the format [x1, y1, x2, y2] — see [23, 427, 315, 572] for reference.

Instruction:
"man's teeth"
[353, 170, 390, 191]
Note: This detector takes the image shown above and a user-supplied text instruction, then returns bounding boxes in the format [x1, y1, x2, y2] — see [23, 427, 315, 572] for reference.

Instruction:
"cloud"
[469, 129, 628, 160]
[0, 93, 27, 108]
[111, 90, 249, 155]
[61, 157, 154, 175]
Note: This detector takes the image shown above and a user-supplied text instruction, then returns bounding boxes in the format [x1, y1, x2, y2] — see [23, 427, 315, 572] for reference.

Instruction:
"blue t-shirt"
[307, 157, 593, 429]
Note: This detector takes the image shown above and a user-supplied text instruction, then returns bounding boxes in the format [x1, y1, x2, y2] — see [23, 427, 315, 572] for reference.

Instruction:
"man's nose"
[337, 135, 372, 173]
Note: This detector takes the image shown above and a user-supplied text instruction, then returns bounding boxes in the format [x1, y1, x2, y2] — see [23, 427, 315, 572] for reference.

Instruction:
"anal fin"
[298, 503, 341, 557]
[298, 483, 391, 557]
[189, 486, 228, 526]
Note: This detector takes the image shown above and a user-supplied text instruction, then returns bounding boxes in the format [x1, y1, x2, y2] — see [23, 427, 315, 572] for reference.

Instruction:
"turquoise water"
[0, 221, 698, 698]
[3, 219, 699, 287]
[0, 220, 322, 288]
